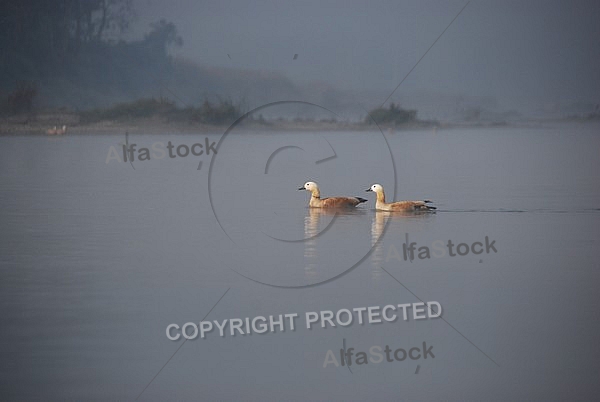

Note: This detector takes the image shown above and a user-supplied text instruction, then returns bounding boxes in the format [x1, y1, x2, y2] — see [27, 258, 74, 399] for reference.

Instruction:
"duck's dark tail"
[419, 200, 437, 210]
[356, 197, 368, 204]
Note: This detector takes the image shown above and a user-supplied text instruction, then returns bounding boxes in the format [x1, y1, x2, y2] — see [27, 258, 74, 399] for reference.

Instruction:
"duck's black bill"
[298, 187, 305, 190]
[365, 188, 373, 192]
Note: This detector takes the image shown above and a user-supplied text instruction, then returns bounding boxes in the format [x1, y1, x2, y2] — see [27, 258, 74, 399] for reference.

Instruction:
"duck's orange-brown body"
[366, 184, 436, 212]
[299, 182, 367, 208]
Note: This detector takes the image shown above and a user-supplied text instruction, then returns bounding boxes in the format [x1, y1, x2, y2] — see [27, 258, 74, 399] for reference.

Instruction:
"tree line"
[0, 1, 183, 113]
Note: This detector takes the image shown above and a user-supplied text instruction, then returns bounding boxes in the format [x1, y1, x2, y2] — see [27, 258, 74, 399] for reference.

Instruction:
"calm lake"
[1, 122, 599, 400]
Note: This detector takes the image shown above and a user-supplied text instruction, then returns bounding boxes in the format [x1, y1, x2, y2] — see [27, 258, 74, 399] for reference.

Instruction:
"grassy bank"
[0, 96, 445, 135]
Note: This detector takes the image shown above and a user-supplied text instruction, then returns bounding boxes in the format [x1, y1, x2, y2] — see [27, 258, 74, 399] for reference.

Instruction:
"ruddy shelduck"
[298, 181, 367, 208]
[56, 125, 67, 135]
[46, 125, 67, 135]
[366, 183, 436, 212]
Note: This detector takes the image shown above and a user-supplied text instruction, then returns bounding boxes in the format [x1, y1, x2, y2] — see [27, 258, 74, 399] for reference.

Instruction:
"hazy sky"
[130, 0, 600, 107]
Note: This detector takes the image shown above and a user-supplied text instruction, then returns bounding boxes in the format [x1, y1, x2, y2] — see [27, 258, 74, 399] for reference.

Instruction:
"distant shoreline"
[1, 110, 597, 136]
[0, 110, 432, 135]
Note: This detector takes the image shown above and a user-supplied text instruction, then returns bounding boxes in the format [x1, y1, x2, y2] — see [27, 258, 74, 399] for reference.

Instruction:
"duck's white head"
[366, 183, 384, 193]
[298, 181, 319, 192]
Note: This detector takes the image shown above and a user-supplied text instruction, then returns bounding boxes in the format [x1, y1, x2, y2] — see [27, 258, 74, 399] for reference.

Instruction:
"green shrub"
[79, 97, 241, 125]
[366, 102, 417, 125]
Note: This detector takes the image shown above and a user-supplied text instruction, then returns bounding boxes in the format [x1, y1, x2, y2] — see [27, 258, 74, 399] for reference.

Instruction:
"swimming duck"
[298, 181, 367, 208]
[366, 183, 436, 211]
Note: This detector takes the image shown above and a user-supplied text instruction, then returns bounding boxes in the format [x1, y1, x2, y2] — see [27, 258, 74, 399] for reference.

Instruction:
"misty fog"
[2, 0, 599, 121]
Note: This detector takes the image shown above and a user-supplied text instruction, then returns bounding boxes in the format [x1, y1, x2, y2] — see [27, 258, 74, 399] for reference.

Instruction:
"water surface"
[1, 122, 599, 400]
